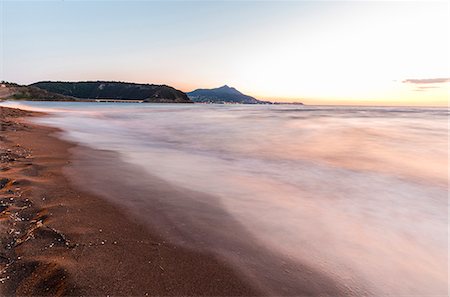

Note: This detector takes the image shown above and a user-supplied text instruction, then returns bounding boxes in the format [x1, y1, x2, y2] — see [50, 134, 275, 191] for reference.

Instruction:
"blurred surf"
[2, 101, 447, 296]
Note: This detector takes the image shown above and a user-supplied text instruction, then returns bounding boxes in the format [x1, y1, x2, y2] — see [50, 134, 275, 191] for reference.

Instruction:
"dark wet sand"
[0, 106, 263, 296]
[0, 106, 349, 296]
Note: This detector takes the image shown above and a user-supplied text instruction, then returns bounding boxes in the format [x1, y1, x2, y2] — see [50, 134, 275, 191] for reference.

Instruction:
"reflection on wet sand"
[2, 102, 448, 295]
[66, 147, 351, 296]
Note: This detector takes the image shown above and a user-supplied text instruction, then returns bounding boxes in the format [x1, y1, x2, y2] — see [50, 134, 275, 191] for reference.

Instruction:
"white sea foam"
[2, 101, 448, 295]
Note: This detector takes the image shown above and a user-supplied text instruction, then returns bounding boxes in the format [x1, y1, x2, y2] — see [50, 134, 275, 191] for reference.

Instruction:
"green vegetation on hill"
[31, 81, 192, 103]
[0, 82, 77, 101]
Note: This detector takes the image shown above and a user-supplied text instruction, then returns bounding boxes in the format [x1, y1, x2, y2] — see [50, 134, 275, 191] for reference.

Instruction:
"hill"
[31, 81, 192, 103]
[187, 85, 265, 104]
[0, 82, 77, 101]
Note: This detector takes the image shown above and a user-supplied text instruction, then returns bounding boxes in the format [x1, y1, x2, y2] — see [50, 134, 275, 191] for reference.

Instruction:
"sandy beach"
[1, 1, 447, 295]
[0, 106, 265, 296]
[1, 103, 446, 296]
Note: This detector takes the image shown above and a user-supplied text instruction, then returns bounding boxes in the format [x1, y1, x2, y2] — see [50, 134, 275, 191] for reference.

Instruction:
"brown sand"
[0, 106, 262, 296]
[0, 106, 351, 297]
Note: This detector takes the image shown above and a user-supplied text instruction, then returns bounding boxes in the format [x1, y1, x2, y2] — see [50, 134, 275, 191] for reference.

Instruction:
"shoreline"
[0, 106, 262, 296]
[0, 100, 446, 296]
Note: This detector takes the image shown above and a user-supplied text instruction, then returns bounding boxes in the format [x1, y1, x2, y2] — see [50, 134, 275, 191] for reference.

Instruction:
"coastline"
[0, 106, 261, 296]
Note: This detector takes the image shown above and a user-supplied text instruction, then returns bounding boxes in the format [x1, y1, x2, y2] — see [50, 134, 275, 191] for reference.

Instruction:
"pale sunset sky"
[1, 0, 449, 106]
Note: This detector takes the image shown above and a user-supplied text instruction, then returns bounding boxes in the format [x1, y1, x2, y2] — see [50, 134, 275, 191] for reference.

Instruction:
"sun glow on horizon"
[222, 3, 449, 106]
[2, 1, 449, 106]
[248, 79, 450, 106]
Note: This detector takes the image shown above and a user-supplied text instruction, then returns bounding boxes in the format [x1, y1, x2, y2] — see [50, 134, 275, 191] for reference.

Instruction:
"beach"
[0, 106, 267, 296]
[0, 103, 447, 296]
[0, 105, 349, 296]
[1, 0, 448, 295]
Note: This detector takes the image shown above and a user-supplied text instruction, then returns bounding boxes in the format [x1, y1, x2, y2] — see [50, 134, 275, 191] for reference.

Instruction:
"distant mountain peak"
[187, 85, 262, 104]
[210, 85, 241, 95]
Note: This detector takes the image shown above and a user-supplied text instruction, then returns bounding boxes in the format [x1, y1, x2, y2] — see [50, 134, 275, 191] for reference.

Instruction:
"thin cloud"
[402, 78, 450, 84]
[413, 85, 441, 92]
[417, 86, 439, 89]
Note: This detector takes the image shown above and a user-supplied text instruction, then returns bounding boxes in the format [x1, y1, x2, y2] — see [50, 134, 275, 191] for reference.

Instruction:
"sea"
[1, 101, 448, 296]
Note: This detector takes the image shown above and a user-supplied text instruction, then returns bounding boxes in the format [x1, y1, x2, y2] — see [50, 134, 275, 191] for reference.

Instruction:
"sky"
[1, 0, 449, 106]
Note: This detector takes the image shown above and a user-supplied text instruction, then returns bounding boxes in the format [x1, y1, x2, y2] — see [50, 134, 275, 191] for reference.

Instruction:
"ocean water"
[1, 101, 448, 295]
